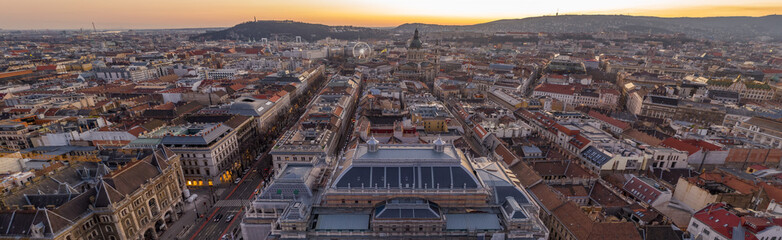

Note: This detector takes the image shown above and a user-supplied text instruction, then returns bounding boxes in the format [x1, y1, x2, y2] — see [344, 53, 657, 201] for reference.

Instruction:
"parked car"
[234, 178, 241, 184]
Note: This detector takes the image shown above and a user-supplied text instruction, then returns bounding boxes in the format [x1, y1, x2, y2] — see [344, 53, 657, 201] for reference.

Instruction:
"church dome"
[409, 29, 423, 49]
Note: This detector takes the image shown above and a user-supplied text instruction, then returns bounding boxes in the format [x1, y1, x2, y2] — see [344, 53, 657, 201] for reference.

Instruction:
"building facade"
[0, 147, 185, 240]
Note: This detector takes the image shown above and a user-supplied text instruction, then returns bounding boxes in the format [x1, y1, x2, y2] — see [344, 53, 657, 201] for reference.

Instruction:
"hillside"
[395, 15, 782, 40]
[192, 20, 388, 41]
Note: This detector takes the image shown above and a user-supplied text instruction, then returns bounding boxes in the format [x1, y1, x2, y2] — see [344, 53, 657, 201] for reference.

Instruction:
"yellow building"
[422, 118, 448, 133]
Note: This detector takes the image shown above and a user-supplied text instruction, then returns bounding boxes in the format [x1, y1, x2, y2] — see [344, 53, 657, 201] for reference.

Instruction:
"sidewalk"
[159, 188, 227, 240]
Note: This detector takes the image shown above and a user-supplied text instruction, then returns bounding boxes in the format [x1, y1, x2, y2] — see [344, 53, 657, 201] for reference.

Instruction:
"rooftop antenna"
[92, 22, 97, 33]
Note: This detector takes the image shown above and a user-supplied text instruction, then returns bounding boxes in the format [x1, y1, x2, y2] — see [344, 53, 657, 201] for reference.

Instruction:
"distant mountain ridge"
[192, 20, 388, 41]
[394, 15, 782, 40]
[194, 15, 782, 41]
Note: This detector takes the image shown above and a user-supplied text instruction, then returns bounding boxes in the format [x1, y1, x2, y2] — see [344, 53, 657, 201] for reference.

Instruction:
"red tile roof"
[599, 88, 620, 95]
[681, 139, 721, 151]
[473, 125, 489, 141]
[588, 110, 630, 130]
[534, 83, 575, 95]
[693, 203, 759, 240]
[153, 102, 176, 110]
[36, 65, 57, 71]
[229, 83, 246, 91]
[0, 70, 34, 79]
[127, 126, 147, 137]
[660, 137, 700, 156]
[725, 149, 782, 165]
[494, 144, 517, 165]
[7, 108, 32, 113]
[623, 176, 665, 205]
[695, 171, 759, 194]
[554, 123, 578, 136]
[568, 134, 591, 150]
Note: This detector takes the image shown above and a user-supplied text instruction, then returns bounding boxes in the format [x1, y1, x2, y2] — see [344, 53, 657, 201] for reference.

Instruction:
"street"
[185, 167, 264, 240]
[176, 73, 330, 240]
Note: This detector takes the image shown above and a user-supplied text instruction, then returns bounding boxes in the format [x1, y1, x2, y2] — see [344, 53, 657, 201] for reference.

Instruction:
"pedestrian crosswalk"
[215, 199, 251, 207]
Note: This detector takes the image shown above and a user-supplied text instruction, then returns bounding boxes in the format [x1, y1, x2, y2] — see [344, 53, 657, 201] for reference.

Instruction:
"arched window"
[105, 225, 113, 233]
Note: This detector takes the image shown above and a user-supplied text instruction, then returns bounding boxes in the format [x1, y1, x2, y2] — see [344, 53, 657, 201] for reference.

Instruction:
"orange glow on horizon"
[0, 0, 779, 29]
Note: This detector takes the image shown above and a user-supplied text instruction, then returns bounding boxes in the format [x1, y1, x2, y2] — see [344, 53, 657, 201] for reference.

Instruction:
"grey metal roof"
[160, 124, 231, 146]
[445, 214, 502, 230]
[278, 165, 313, 182]
[581, 146, 611, 166]
[502, 196, 528, 220]
[521, 146, 542, 154]
[334, 166, 479, 189]
[648, 95, 679, 106]
[314, 214, 369, 230]
[475, 163, 530, 204]
[353, 144, 460, 163]
[374, 198, 440, 220]
[228, 97, 274, 117]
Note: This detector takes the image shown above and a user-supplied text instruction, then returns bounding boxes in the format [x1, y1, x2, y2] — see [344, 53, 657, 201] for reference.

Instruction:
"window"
[106, 226, 113, 233]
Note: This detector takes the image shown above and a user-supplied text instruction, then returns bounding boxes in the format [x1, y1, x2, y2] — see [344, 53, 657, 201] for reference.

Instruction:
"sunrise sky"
[0, 0, 779, 29]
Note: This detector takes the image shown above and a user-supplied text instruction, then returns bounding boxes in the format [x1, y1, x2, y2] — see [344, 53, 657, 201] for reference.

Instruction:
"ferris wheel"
[352, 42, 372, 60]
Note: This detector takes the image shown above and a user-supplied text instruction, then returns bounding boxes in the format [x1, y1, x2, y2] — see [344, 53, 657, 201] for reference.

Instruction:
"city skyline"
[0, 0, 780, 29]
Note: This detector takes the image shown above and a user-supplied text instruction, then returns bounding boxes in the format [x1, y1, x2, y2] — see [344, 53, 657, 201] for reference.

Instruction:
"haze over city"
[0, 0, 780, 29]
[1, 1, 782, 240]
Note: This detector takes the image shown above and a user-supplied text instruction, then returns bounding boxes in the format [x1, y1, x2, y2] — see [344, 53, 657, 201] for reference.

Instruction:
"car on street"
[213, 214, 223, 222]
[225, 214, 234, 222]
[234, 178, 241, 184]
[221, 234, 230, 240]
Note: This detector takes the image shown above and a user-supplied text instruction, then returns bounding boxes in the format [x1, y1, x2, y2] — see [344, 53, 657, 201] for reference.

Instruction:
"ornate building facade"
[395, 29, 438, 83]
[0, 147, 185, 240]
